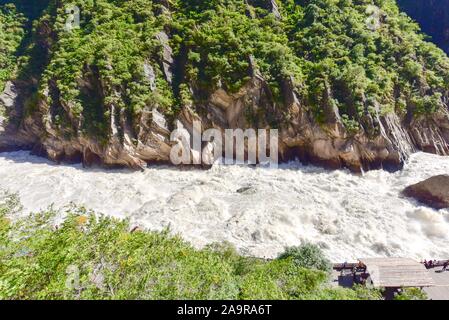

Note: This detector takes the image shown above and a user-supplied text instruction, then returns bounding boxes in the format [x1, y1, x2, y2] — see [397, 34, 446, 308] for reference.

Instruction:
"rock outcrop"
[403, 175, 449, 209]
[0, 81, 38, 152]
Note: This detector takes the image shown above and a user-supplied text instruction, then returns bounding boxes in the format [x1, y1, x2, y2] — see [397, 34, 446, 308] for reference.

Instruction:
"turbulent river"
[0, 151, 448, 262]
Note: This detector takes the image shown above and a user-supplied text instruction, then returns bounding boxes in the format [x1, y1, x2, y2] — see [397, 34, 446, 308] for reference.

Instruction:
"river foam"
[0, 151, 448, 261]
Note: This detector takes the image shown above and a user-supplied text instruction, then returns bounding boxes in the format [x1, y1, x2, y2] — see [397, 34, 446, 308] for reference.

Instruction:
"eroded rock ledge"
[1, 73, 449, 173]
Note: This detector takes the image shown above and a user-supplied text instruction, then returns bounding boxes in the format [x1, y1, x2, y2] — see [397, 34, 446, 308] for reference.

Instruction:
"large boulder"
[403, 175, 449, 209]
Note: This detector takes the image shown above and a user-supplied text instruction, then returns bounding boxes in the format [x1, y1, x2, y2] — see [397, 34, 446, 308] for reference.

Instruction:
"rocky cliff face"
[1, 0, 449, 172]
[398, 0, 449, 53]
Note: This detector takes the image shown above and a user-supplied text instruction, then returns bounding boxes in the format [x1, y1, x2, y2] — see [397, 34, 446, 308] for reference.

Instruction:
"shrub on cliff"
[394, 287, 428, 300]
[277, 243, 333, 273]
[0, 4, 25, 92]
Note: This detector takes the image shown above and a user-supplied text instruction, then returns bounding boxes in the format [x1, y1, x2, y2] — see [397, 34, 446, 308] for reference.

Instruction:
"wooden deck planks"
[359, 257, 435, 288]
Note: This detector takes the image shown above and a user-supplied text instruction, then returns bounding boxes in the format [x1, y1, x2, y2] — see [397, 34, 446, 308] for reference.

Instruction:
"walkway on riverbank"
[425, 268, 449, 300]
[331, 259, 449, 300]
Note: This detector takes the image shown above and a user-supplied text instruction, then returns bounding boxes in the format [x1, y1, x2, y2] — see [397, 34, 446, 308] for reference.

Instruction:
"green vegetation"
[171, 0, 301, 97]
[171, 0, 449, 127]
[394, 287, 428, 300]
[0, 4, 25, 92]
[282, 0, 449, 125]
[38, 0, 176, 137]
[0, 192, 386, 300]
[277, 243, 333, 273]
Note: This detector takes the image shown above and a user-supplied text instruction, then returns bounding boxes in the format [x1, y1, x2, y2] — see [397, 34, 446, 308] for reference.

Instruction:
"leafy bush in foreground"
[278, 243, 333, 273]
[394, 287, 428, 300]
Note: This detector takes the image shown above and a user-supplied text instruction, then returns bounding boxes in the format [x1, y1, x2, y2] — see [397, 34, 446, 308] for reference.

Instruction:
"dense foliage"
[172, 0, 449, 127]
[0, 4, 25, 93]
[283, 0, 449, 123]
[171, 0, 302, 97]
[277, 243, 333, 273]
[1, 0, 449, 139]
[0, 192, 386, 300]
[394, 287, 428, 300]
[36, 0, 176, 138]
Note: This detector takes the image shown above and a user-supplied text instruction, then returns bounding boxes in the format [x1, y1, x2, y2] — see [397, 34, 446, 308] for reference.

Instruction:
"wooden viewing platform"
[359, 257, 435, 288]
[331, 257, 449, 300]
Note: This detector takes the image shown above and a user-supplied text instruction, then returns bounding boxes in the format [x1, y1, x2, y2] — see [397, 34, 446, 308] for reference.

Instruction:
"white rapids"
[0, 151, 448, 262]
